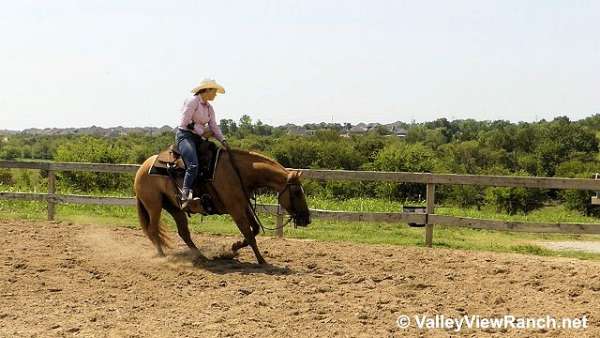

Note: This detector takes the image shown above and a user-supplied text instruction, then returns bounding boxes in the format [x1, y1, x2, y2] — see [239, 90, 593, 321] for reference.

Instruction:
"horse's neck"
[229, 150, 288, 192]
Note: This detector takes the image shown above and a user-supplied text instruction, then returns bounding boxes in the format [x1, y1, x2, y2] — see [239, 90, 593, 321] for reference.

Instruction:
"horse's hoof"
[191, 253, 209, 265]
[190, 249, 205, 259]
[257, 258, 267, 265]
[216, 250, 238, 260]
[231, 242, 244, 252]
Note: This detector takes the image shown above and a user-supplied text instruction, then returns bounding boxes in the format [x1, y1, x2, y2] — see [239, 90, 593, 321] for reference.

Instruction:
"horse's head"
[278, 170, 311, 227]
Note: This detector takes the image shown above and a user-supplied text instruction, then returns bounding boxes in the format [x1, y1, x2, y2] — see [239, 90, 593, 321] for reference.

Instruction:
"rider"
[176, 79, 229, 209]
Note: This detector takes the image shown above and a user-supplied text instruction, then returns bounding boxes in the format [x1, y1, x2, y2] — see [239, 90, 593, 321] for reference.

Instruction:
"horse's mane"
[230, 148, 287, 172]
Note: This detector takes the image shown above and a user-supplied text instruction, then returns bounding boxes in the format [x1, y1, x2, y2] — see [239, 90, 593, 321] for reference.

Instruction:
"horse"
[133, 147, 311, 264]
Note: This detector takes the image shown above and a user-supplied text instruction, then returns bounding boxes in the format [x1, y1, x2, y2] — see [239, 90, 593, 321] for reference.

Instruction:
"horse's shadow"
[169, 250, 293, 276]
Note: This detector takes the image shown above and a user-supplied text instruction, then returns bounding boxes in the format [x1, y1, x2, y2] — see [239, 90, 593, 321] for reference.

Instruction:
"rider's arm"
[208, 107, 226, 143]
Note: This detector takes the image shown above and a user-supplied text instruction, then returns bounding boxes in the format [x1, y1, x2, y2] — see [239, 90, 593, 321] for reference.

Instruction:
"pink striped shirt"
[178, 95, 225, 142]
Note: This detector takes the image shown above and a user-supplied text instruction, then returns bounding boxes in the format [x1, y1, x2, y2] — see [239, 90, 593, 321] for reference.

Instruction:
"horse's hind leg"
[146, 203, 166, 257]
[163, 201, 200, 252]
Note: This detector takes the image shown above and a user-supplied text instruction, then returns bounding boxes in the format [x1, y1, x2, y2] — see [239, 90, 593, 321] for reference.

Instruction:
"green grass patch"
[2, 198, 600, 261]
[436, 204, 600, 224]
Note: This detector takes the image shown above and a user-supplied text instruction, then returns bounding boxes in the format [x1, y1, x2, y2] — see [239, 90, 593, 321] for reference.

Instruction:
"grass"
[2, 197, 600, 261]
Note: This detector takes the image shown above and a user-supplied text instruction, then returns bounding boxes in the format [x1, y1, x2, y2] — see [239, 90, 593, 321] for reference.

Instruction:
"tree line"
[2, 114, 600, 216]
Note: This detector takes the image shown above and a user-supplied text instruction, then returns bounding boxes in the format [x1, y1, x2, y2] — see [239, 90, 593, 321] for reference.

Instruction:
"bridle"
[251, 180, 305, 231]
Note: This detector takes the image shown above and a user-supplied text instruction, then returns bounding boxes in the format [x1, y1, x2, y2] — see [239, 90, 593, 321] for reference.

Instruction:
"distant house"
[381, 121, 408, 136]
[287, 126, 309, 136]
[392, 127, 408, 137]
[349, 125, 368, 134]
[366, 123, 381, 130]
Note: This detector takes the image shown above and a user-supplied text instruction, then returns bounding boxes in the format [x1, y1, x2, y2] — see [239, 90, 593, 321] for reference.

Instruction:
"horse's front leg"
[231, 233, 266, 264]
[229, 210, 267, 264]
[231, 238, 248, 252]
[231, 214, 262, 252]
[247, 236, 267, 265]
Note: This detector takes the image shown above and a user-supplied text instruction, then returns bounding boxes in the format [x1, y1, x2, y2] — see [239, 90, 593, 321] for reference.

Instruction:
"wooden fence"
[2, 160, 600, 247]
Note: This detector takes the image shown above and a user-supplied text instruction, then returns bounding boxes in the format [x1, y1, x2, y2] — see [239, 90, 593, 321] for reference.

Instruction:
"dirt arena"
[1, 219, 599, 337]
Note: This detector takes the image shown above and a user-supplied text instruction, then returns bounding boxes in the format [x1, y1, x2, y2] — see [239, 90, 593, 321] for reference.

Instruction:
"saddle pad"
[148, 158, 184, 176]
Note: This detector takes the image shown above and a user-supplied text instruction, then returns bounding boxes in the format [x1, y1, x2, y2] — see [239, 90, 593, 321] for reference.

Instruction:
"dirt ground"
[1, 219, 599, 338]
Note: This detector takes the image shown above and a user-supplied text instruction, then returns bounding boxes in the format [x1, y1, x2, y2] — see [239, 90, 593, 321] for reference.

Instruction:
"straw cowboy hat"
[191, 79, 225, 94]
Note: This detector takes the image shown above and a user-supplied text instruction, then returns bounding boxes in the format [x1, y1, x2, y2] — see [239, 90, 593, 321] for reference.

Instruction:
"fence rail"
[2, 160, 600, 245]
[3, 160, 600, 189]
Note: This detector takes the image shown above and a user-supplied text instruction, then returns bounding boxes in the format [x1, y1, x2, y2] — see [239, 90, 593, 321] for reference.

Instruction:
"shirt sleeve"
[208, 107, 225, 142]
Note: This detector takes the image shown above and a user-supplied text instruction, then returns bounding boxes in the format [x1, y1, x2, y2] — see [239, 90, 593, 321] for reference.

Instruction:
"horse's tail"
[136, 196, 172, 250]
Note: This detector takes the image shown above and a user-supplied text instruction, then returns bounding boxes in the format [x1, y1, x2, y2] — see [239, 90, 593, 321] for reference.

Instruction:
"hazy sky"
[1, 0, 598, 130]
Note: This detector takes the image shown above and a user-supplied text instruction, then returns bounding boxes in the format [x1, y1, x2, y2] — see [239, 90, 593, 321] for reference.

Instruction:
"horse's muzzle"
[294, 212, 311, 227]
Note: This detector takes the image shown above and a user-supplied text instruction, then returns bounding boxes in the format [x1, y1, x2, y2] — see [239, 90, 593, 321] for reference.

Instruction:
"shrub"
[0, 169, 13, 185]
[370, 142, 438, 200]
[483, 169, 546, 215]
[555, 160, 600, 216]
[54, 136, 132, 192]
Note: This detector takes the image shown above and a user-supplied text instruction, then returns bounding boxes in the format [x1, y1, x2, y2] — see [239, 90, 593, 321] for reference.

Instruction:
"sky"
[0, 0, 598, 130]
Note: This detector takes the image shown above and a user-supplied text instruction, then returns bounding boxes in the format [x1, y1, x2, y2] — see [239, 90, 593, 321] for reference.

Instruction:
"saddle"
[149, 141, 223, 215]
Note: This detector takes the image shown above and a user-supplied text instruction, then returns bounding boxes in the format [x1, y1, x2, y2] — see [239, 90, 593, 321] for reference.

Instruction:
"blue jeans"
[175, 129, 203, 194]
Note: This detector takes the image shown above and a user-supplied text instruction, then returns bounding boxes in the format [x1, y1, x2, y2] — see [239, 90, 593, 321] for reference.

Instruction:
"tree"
[424, 128, 447, 149]
[271, 137, 319, 169]
[483, 168, 546, 215]
[370, 142, 438, 199]
[555, 160, 600, 216]
[238, 115, 254, 137]
[55, 136, 132, 191]
[0, 146, 20, 160]
[254, 120, 272, 136]
[353, 133, 386, 162]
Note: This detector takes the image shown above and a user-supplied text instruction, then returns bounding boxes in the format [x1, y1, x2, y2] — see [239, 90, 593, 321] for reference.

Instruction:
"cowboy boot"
[180, 189, 193, 210]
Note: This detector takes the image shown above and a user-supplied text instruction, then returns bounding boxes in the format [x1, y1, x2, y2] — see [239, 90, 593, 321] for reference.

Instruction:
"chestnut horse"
[133, 148, 310, 264]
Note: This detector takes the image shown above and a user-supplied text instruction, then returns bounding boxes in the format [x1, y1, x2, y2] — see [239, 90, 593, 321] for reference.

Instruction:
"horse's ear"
[287, 170, 302, 182]
[297, 170, 304, 179]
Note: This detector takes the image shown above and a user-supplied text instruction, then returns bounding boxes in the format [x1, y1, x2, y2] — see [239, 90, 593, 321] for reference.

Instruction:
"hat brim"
[191, 84, 225, 94]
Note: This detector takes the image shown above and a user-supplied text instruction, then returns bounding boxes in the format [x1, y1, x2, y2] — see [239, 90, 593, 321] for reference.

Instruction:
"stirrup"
[181, 197, 201, 211]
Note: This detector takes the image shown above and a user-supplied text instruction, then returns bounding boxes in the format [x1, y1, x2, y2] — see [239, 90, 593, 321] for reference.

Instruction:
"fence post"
[47, 170, 56, 221]
[425, 183, 435, 247]
[275, 204, 284, 238]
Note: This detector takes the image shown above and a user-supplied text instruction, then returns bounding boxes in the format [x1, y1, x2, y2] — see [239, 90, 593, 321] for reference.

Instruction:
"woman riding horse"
[134, 79, 311, 264]
[177, 79, 229, 209]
